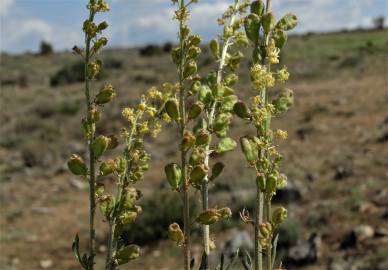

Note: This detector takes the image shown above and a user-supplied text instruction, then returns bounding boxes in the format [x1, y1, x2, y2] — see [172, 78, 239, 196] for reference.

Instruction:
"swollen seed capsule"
[95, 84, 116, 105]
[240, 137, 256, 164]
[165, 163, 182, 190]
[223, 73, 239, 86]
[250, 0, 264, 16]
[188, 46, 201, 59]
[168, 223, 184, 244]
[259, 222, 272, 238]
[190, 81, 201, 95]
[189, 35, 201, 46]
[165, 99, 180, 121]
[217, 207, 232, 219]
[171, 47, 181, 65]
[97, 21, 109, 31]
[210, 39, 220, 59]
[233, 101, 251, 119]
[276, 13, 298, 31]
[195, 129, 211, 146]
[180, 132, 196, 152]
[91, 135, 109, 159]
[183, 60, 197, 78]
[272, 207, 288, 225]
[67, 154, 88, 176]
[99, 159, 116, 176]
[190, 164, 208, 186]
[196, 209, 220, 225]
[262, 12, 276, 34]
[188, 102, 203, 120]
[244, 14, 261, 42]
[107, 134, 119, 150]
[266, 174, 277, 193]
[88, 106, 100, 123]
[210, 162, 224, 181]
[256, 173, 266, 191]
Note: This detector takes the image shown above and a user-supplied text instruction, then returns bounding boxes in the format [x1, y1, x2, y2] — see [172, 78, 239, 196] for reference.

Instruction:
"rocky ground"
[0, 30, 387, 270]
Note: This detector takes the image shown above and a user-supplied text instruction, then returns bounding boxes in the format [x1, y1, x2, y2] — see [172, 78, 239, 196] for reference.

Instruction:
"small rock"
[375, 227, 388, 237]
[70, 178, 85, 190]
[223, 231, 254, 258]
[341, 225, 374, 248]
[98, 245, 107, 253]
[373, 189, 388, 206]
[357, 202, 379, 214]
[285, 233, 321, 266]
[40, 259, 53, 269]
[334, 165, 353, 180]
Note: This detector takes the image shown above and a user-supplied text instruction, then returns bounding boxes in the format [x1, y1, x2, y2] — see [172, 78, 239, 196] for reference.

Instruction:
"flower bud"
[223, 73, 239, 86]
[168, 223, 184, 244]
[210, 39, 220, 59]
[259, 222, 272, 238]
[165, 163, 182, 190]
[120, 211, 138, 224]
[256, 173, 266, 191]
[188, 46, 201, 59]
[266, 174, 277, 193]
[244, 14, 261, 42]
[95, 84, 116, 105]
[87, 60, 101, 79]
[217, 207, 232, 219]
[165, 99, 180, 121]
[250, 0, 264, 16]
[180, 131, 196, 152]
[272, 207, 288, 225]
[188, 102, 203, 120]
[195, 129, 211, 146]
[273, 88, 294, 114]
[190, 81, 201, 95]
[189, 164, 208, 185]
[262, 12, 276, 34]
[115, 156, 126, 174]
[273, 29, 287, 48]
[99, 159, 116, 176]
[97, 21, 109, 31]
[196, 209, 220, 225]
[171, 47, 181, 65]
[240, 137, 257, 164]
[233, 101, 251, 119]
[91, 135, 109, 159]
[210, 162, 224, 181]
[276, 13, 298, 31]
[183, 60, 197, 78]
[188, 35, 201, 46]
[67, 154, 88, 176]
[116, 245, 140, 265]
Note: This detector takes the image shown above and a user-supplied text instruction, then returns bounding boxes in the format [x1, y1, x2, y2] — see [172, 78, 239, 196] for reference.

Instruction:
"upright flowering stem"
[237, 1, 298, 269]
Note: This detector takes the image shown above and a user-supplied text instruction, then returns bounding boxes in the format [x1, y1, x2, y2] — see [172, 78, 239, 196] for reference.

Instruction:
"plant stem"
[265, 198, 272, 270]
[254, 187, 264, 270]
[178, 1, 191, 269]
[201, 3, 240, 267]
[84, 10, 96, 270]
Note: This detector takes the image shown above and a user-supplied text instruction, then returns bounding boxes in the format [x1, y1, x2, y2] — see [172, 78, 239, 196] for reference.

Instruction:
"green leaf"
[276, 13, 298, 31]
[250, 0, 264, 16]
[261, 12, 276, 34]
[72, 234, 87, 269]
[210, 162, 224, 180]
[216, 137, 237, 154]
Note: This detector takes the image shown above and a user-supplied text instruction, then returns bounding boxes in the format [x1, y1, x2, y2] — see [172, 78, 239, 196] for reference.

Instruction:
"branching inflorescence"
[68, 1, 165, 269]
[234, 1, 297, 269]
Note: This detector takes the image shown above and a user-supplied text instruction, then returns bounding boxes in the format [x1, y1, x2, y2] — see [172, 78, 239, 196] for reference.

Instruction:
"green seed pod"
[119, 211, 138, 224]
[115, 156, 126, 174]
[165, 163, 182, 190]
[107, 134, 119, 150]
[223, 73, 239, 86]
[213, 113, 231, 132]
[276, 13, 298, 31]
[99, 195, 115, 219]
[189, 34, 201, 46]
[95, 183, 105, 197]
[199, 85, 214, 105]
[183, 60, 197, 78]
[259, 222, 272, 238]
[210, 162, 224, 180]
[99, 159, 116, 176]
[233, 101, 251, 119]
[196, 209, 220, 225]
[210, 39, 220, 59]
[188, 46, 201, 59]
[256, 173, 266, 191]
[67, 154, 88, 176]
[171, 47, 181, 65]
[215, 137, 237, 154]
[180, 131, 196, 152]
[212, 84, 225, 98]
[168, 223, 184, 244]
[240, 137, 257, 164]
[91, 135, 109, 159]
[189, 148, 204, 166]
[272, 29, 287, 49]
[116, 245, 140, 265]
[165, 98, 180, 121]
[266, 174, 277, 193]
[272, 88, 294, 114]
[250, 0, 264, 16]
[222, 94, 238, 112]
[188, 102, 203, 120]
[262, 12, 276, 34]
[235, 32, 249, 47]
[95, 84, 116, 105]
[217, 207, 232, 219]
[272, 207, 288, 225]
[181, 26, 190, 38]
[97, 21, 109, 31]
[87, 60, 101, 79]
[88, 106, 100, 123]
[190, 164, 208, 185]
[195, 129, 211, 146]
[190, 81, 201, 95]
[244, 14, 261, 43]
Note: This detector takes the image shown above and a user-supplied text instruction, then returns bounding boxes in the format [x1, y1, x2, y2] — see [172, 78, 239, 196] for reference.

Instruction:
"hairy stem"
[84, 10, 96, 270]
